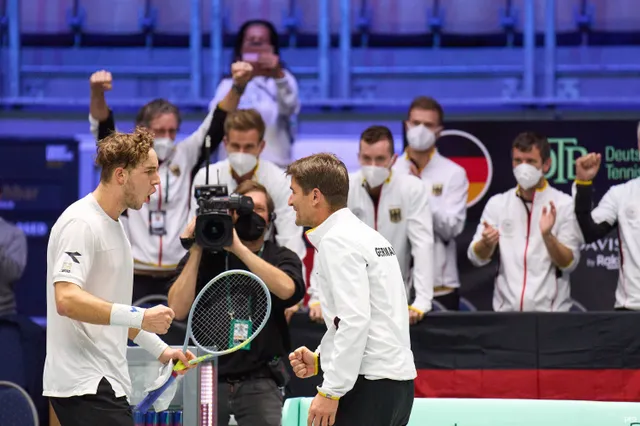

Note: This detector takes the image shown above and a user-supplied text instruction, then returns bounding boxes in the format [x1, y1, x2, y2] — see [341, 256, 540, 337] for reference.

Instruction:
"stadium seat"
[0, 381, 39, 426]
[282, 396, 640, 426]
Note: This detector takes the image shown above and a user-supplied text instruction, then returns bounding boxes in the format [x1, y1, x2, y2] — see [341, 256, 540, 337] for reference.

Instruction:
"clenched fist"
[575, 153, 602, 182]
[231, 61, 253, 88]
[141, 304, 175, 335]
[289, 346, 318, 379]
[90, 70, 112, 93]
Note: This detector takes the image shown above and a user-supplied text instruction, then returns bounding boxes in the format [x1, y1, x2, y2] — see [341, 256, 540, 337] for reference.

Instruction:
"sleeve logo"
[64, 251, 82, 263]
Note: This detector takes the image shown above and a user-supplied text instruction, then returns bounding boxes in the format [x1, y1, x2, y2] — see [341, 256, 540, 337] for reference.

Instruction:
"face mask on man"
[154, 137, 175, 162]
[235, 211, 267, 242]
[361, 165, 390, 189]
[228, 153, 258, 176]
[513, 163, 543, 190]
[406, 124, 436, 151]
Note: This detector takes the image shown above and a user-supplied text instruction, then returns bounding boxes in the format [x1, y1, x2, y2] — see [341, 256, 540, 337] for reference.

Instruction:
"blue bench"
[282, 396, 640, 426]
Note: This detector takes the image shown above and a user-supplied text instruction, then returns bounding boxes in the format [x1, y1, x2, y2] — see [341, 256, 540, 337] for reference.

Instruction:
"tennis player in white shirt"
[44, 128, 194, 426]
[286, 153, 416, 426]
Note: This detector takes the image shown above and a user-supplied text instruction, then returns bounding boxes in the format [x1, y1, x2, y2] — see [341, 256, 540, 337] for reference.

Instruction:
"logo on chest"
[432, 184, 443, 196]
[389, 207, 402, 223]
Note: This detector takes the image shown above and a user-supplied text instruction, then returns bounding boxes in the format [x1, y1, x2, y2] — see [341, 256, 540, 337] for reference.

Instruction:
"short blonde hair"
[224, 109, 266, 141]
[95, 127, 154, 182]
[286, 153, 349, 210]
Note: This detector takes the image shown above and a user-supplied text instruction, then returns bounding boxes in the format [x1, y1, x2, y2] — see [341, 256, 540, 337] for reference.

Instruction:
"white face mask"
[406, 124, 436, 151]
[513, 163, 543, 190]
[153, 137, 174, 161]
[228, 152, 258, 176]
[361, 165, 390, 188]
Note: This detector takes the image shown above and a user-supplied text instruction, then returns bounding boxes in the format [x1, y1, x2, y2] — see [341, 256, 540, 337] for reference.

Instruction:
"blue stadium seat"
[0, 381, 39, 426]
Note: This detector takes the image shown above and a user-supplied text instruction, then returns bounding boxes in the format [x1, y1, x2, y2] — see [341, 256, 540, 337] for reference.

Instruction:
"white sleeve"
[188, 167, 207, 223]
[208, 79, 234, 112]
[406, 181, 434, 314]
[270, 172, 306, 261]
[591, 186, 620, 226]
[307, 260, 320, 305]
[432, 168, 469, 241]
[88, 114, 100, 141]
[275, 70, 300, 117]
[555, 197, 584, 272]
[51, 219, 95, 288]
[316, 237, 370, 398]
[176, 108, 215, 168]
[467, 195, 500, 267]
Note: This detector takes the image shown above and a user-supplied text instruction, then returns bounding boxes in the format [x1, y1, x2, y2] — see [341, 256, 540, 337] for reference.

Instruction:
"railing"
[3, 0, 640, 110]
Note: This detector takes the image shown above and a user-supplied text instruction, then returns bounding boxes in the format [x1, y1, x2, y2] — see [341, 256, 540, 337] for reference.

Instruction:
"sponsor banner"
[287, 311, 640, 401]
[431, 120, 638, 311]
[0, 138, 79, 317]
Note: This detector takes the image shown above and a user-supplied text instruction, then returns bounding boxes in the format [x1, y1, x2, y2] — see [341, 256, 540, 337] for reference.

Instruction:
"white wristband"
[110, 303, 146, 328]
[133, 330, 169, 360]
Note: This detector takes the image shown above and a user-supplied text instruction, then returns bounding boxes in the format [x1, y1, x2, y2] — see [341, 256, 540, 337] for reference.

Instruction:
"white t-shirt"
[43, 194, 134, 399]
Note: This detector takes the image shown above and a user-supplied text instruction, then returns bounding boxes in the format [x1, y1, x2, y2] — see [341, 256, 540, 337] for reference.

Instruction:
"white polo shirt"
[43, 194, 134, 400]
[306, 208, 417, 398]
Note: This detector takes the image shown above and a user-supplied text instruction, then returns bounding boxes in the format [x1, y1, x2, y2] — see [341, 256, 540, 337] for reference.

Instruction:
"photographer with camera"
[189, 109, 306, 263]
[168, 180, 305, 426]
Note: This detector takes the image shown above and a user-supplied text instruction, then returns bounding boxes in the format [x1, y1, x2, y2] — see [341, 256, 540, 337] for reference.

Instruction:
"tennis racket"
[135, 269, 272, 413]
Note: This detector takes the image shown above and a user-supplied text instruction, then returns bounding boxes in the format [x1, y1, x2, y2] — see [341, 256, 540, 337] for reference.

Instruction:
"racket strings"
[190, 273, 270, 352]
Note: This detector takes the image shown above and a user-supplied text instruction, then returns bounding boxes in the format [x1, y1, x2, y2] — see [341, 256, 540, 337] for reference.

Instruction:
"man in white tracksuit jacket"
[467, 132, 583, 312]
[573, 123, 640, 310]
[393, 96, 469, 310]
[307, 125, 434, 323]
[287, 153, 416, 426]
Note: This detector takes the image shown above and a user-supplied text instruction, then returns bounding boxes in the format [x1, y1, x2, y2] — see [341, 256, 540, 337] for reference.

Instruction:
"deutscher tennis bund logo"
[437, 129, 494, 208]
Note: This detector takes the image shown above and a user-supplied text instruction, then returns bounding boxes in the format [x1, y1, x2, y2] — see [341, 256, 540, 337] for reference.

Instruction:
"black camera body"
[194, 184, 254, 251]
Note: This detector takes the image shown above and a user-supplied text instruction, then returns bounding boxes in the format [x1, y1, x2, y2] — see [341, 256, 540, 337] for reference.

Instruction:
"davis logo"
[437, 129, 493, 208]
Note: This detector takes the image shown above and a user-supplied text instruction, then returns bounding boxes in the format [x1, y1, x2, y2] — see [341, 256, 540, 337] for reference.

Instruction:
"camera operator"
[168, 180, 305, 426]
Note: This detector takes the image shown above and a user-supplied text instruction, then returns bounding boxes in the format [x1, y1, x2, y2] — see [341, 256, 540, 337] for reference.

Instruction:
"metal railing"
[3, 0, 640, 109]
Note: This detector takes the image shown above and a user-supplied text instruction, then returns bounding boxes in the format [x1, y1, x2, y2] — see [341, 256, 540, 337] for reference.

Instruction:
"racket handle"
[174, 354, 215, 371]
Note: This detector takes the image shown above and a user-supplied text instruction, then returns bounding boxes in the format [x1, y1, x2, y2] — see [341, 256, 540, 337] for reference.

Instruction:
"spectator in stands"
[307, 125, 434, 324]
[0, 184, 27, 317]
[573, 122, 640, 310]
[169, 180, 305, 426]
[467, 132, 583, 311]
[87, 62, 253, 307]
[393, 96, 469, 310]
[189, 109, 306, 263]
[210, 20, 300, 168]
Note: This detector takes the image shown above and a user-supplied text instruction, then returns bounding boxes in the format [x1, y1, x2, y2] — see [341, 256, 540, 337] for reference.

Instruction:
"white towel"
[143, 360, 183, 412]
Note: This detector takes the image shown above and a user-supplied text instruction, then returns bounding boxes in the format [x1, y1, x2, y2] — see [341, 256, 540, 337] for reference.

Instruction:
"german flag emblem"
[437, 129, 493, 208]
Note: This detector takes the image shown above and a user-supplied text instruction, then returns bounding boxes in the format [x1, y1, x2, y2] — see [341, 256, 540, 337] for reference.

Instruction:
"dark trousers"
[50, 378, 132, 426]
[334, 376, 414, 426]
[217, 377, 283, 426]
[435, 288, 460, 311]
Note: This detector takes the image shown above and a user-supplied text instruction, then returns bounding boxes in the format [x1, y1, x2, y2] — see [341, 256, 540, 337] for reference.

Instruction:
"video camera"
[194, 184, 254, 251]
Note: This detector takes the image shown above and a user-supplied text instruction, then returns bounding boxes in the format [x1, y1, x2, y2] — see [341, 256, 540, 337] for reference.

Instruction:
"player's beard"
[123, 180, 142, 210]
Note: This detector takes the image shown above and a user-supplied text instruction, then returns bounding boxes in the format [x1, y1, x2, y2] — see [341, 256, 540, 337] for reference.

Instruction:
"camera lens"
[202, 220, 225, 243]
